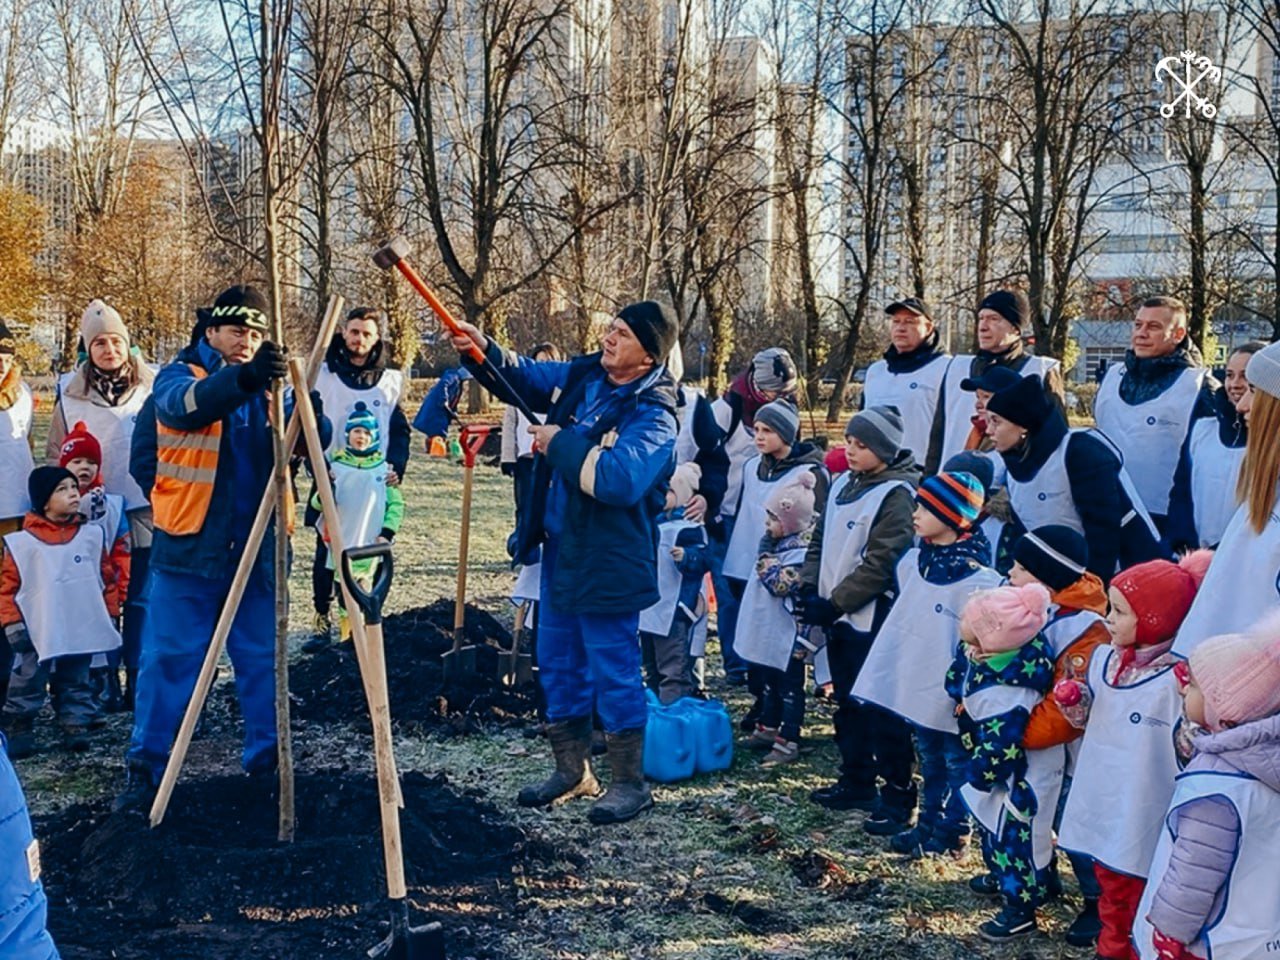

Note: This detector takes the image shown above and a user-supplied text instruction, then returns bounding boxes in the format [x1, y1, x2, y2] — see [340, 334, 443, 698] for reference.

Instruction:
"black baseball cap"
[960, 365, 1022, 394]
[885, 297, 931, 319]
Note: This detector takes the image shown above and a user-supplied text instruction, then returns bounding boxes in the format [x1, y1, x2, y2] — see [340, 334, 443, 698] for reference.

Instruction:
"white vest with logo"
[0, 383, 34, 518]
[1041, 607, 1106, 660]
[1057, 648, 1183, 877]
[1133, 769, 1280, 960]
[1095, 363, 1205, 517]
[1175, 500, 1280, 658]
[861, 355, 950, 463]
[852, 550, 1002, 731]
[817, 474, 912, 632]
[640, 516, 706, 636]
[320, 458, 388, 567]
[3, 524, 121, 661]
[723, 458, 810, 580]
[1186, 418, 1246, 548]
[734, 543, 806, 671]
[939, 355, 1059, 464]
[57, 373, 149, 511]
[314, 364, 404, 458]
[712, 397, 757, 520]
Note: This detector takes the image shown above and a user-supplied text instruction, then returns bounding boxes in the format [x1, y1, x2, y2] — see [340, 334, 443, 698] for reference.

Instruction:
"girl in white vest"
[852, 470, 1001, 858]
[736, 471, 817, 768]
[1176, 341, 1280, 658]
[722, 400, 827, 731]
[861, 298, 950, 463]
[1166, 343, 1262, 551]
[1, 467, 121, 758]
[1135, 613, 1280, 960]
[0, 321, 33, 535]
[1055, 552, 1211, 960]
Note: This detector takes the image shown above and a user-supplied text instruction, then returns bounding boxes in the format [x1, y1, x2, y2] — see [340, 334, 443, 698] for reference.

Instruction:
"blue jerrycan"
[643, 701, 696, 783]
[685, 699, 734, 773]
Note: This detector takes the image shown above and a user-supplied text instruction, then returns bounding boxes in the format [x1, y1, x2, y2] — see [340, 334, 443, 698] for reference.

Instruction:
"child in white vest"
[1134, 611, 1280, 960]
[1055, 551, 1211, 960]
[312, 402, 404, 642]
[736, 471, 817, 767]
[639, 462, 709, 704]
[1, 467, 121, 757]
[949, 582, 1062, 940]
[852, 470, 1001, 858]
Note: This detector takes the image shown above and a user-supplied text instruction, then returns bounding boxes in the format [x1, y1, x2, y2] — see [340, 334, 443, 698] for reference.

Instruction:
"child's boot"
[3, 715, 36, 759]
[302, 610, 333, 653]
[1064, 897, 1101, 947]
[760, 738, 799, 767]
[60, 721, 91, 753]
[746, 724, 779, 749]
[979, 902, 1038, 941]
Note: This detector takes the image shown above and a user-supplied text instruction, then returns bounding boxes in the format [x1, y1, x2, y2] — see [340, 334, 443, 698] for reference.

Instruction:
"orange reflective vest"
[153, 365, 221, 536]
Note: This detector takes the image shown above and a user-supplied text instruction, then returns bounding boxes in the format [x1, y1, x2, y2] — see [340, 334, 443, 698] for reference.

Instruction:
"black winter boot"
[113, 762, 158, 814]
[588, 729, 654, 825]
[3, 715, 36, 760]
[517, 717, 600, 807]
[1064, 897, 1101, 947]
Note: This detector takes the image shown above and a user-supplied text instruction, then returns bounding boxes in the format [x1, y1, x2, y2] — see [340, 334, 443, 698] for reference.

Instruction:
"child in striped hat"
[851, 471, 1002, 858]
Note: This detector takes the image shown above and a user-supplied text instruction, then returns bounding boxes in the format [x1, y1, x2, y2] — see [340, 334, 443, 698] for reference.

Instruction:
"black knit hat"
[960, 365, 1021, 395]
[978, 290, 1031, 330]
[207, 284, 271, 333]
[0, 318, 15, 356]
[617, 301, 678, 364]
[985, 374, 1052, 431]
[1014, 525, 1090, 592]
[28, 466, 77, 515]
[943, 451, 995, 498]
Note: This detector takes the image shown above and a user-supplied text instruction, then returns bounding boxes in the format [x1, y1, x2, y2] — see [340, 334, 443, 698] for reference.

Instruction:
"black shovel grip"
[340, 542, 394, 625]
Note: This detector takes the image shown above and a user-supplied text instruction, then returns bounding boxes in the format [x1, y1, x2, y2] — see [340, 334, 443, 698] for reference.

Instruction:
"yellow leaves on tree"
[0, 187, 49, 324]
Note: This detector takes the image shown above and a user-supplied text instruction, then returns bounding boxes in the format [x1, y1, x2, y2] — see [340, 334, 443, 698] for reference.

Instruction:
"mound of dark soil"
[290, 599, 536, 734]
[38, 770, 546, 959]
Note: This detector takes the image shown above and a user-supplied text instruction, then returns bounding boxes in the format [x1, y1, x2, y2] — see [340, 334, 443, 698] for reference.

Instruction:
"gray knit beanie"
[845, 405, 904, 464]
[1245, 341, 1280, 400]
[755, 399, 800, 446]
[752, 347, 798, 394]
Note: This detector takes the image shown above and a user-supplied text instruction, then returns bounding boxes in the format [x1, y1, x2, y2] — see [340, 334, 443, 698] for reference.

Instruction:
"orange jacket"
[1022, 573, 1110, 750]
[0, 512, 121, 627]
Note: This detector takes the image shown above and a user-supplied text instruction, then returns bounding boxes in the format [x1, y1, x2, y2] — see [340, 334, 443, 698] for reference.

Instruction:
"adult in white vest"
[0, 321, 34, 536]
[925, 289, 1064, 474]
[306, 306, 410, 651]
[47, 301, 153, 708]
[1093, 296, 1216, 537]
[1135, 622, 1280, 960]
[1176, 341, 1280, 657]
[984, 374, 1162, 583]
[1166, 341, 1263, 551]
[708, 347, 798, 685]
[861, 298, 949, 464]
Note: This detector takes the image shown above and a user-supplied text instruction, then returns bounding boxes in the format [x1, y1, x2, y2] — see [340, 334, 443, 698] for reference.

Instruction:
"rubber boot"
[588, 729, 653, 825]
[517, 717, 600, 807]
[4, 715, 36, 760]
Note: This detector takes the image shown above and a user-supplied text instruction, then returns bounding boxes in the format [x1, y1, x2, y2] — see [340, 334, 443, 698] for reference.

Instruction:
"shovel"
[497, 600, 528, 687]
[342, 542, 445, 960]
[442, 424, 491, 685]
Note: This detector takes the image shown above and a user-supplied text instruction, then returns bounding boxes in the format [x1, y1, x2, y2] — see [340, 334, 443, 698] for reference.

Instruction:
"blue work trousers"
[128, 569, 277, 782]
[537, 542, 647, 733]
[914, 726, 972, 843]
[0, 748, 59, 959]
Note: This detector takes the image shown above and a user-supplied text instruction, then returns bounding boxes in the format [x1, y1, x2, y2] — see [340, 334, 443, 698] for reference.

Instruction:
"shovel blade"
[368, 920, 446, 960]
[515, 652, 534, 687]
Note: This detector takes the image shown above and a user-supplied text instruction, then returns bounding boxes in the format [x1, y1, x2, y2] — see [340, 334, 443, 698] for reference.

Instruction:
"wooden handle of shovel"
[363, 617, 407, 900]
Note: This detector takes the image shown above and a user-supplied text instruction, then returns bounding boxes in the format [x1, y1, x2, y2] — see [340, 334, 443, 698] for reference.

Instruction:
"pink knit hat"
[961, 583, 1052, 654]
[1188, 610, 1280, 732]
[764, 471, 817, 537]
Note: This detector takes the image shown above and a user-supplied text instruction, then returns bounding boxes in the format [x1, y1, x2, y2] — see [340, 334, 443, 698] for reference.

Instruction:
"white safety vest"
[958, 679, 1065, 872]
[1186, 418, 1246, 548]
[1175, 501, 1280, 658]
[79, 489, 125, 558]
[861, 355, 950, 463]
[1004, 428, 1157, 556]
[674, 385, 702, 467]
[640, 516, 706, 636]
[1133, 770, 1280, 960]
[3, 524, 121, 661]
[817, 474, 912, 632]
[723, 458, 811, 580]
[0, 383, 34, 518]
[1057, 648, 1183, 877]
[1095, 364, 1205, 517]
[852, 549, 1002, 730]
[734, 542, 805, 671]
[319, 459, 388, 567]
[939, 355, 1059, 465]
[57, 373, 149, 511]
[313, 364, 404, 457]
[712, 397, 758, 520]
[1041, 607, 1106, 660]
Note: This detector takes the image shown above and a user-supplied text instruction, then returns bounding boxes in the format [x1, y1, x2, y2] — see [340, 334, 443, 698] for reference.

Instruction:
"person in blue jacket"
[447, 301, 678, 825]
[117, 285, 330, 811]
[0, 745, 58, 959]
[412, 365, 472, 445]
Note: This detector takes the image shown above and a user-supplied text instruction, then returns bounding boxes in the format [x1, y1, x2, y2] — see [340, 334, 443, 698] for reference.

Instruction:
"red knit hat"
[58, 421, 103, 486]
[1111, 550, 1213, 647]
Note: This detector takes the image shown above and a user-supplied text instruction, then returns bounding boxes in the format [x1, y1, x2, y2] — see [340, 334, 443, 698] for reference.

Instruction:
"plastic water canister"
[643, 703, 696, 783]
[687, 699, 734, 773]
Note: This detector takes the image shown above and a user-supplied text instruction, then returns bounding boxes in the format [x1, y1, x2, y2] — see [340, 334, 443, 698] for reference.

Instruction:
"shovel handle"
[341, 542, 395, 626]
[460, 424, 490, 469]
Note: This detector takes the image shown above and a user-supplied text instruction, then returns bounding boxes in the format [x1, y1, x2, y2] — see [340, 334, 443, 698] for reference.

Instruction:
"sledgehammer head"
[372, 236, 411, 271]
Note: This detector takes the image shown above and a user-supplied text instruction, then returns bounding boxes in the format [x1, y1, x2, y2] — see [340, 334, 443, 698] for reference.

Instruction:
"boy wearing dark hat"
[797, 406, 920, 822]
[1, 466, 122, 757]
[852, 470, 1002, 857]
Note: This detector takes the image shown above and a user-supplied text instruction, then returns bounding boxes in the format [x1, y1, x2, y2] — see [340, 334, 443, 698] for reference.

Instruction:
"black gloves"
[795, 593, 840, 628]
[237, 341, 288, 393]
